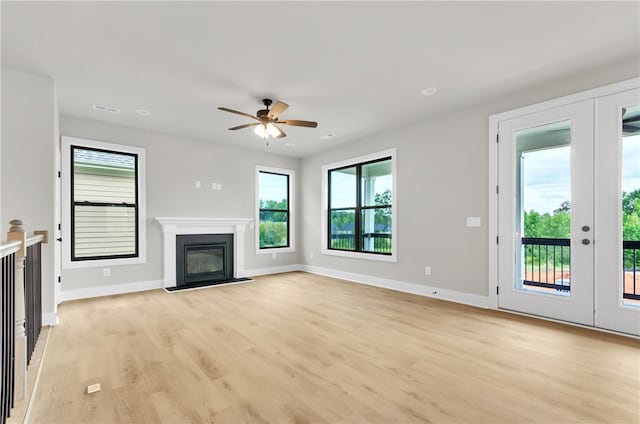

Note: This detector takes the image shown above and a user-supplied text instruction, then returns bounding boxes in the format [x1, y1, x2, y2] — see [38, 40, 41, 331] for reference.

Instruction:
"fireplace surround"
[155, 217, 252, 288]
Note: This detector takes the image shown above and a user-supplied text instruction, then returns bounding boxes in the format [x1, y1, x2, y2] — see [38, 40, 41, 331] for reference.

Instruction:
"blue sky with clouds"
[523, 135, 640, 214]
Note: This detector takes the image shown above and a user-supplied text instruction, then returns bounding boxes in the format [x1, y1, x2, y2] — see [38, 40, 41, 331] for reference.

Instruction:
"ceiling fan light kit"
[218, 98, 318, 145]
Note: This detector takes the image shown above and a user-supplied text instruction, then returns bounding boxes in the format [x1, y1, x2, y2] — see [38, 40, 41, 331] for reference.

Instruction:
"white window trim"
[61, 136, 147, 269]
[321, 148, 397, 262]
[255, 165, 295, 254]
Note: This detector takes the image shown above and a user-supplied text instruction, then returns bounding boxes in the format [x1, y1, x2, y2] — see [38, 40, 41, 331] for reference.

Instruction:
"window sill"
[256, 246, 295, 255]
[321, 248, 397, 262]
[62, 255, 146, 270]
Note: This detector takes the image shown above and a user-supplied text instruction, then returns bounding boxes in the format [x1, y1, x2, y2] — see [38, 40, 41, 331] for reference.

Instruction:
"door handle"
[581, 238, 591, 245]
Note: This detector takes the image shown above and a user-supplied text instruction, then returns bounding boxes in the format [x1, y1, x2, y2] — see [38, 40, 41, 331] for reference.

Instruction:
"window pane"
[74, 205, 136, 258]
[259, 172, 288, 210]
[330, 167, 356, 208]
[361, 208, 392, 253]
[361, 159, 392, 207]
[73, 148, 136, 203]
[517, 121, 572, 295]
[72, 146, 138, 260]
[259, 211, 288, 248]
[330, 209, 355, 250]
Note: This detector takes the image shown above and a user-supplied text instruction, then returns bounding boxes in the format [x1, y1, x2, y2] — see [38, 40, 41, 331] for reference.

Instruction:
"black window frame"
[70, 145, 140, 262]
[328, 156, 392, 255]
[258, 170, 290, 250]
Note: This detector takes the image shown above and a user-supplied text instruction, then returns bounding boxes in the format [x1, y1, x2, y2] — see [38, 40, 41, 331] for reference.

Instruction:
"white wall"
[1, 67, 58, 323]
[59, 115, 300, 294]
[299, 57, 640, 299]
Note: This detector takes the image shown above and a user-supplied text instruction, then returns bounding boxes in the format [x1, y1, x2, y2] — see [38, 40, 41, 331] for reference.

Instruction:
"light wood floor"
[29, 272, 639, 423]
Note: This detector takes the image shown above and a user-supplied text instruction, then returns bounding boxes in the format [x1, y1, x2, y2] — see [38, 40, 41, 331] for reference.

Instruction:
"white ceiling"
[2, 1, 639, 157]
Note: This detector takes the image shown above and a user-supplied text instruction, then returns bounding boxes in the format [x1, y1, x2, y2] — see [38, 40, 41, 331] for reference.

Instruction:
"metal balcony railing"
[522, 237, 640, 301]
[330, 233, 392, 254]
[623, 240, 640, 301]
[522, 237, 571, 292]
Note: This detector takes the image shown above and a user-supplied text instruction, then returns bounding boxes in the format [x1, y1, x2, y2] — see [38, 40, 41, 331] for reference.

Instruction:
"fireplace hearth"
[176, 234, 233, 286]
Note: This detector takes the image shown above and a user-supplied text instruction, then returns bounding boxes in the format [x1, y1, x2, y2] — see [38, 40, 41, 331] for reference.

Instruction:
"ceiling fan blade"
[279, 119, 318, 128]
[268, 101, 289, 119]
[218, 107, 259, 121]
[228, 122, 260, 131]
[267, 102, 289, 119]
[274, 125, 286, 138]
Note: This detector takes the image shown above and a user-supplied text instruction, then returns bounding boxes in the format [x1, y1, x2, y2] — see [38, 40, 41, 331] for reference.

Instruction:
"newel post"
[7, 219, 27, 400]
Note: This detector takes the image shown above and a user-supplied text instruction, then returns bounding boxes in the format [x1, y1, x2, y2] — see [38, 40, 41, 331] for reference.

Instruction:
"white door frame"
[488, 78, 640, 311]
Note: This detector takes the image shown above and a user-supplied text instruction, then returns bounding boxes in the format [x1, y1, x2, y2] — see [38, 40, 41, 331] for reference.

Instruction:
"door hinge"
[496, 286, 499, 295]
[496, 185, 499, 194]
[496, 236, 499, 244]
[496, 134, 499, 143]
[58, 171, 61, 178]
[58, 223, 61, 231]
[57, 276, 61, 283]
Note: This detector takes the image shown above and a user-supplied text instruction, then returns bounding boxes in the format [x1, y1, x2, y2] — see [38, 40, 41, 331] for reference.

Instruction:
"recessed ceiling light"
[320, 133, 335, 140]
[285, 142, 295, 147]
[420, 87, 438, 96]
[92, 104, 120, 114]
[136, 109, 151, 116]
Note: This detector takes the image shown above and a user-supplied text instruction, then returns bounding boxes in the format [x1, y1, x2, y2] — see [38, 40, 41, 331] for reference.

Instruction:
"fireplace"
[176, 234, 233, 286]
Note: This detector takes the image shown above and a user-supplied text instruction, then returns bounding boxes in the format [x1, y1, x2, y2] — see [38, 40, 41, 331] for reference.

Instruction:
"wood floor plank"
[28, 272, 639, 423]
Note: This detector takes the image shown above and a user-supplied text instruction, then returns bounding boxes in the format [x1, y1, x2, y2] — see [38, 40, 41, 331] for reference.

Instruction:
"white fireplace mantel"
[155, 217, 253, 287]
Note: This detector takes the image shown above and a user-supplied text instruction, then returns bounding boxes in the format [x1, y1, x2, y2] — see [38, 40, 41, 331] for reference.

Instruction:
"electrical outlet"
[425, 266, 431, 276]
[195, 181, 201, 189]
[87, 383, 101, 394]
[103, 268, 111, 277]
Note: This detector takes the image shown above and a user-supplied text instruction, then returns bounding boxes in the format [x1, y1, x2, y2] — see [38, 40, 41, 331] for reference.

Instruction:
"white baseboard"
[300, 265, 490, 309]
[42, 312, 59, 326]
[60, 279, 164, 302]
[56, 265, 490, 311]
[240, 264, 302, 278]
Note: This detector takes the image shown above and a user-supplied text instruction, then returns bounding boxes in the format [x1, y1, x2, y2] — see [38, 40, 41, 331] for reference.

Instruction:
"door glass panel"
[622, 105, 640, 307]
[516, 120, 572, 296]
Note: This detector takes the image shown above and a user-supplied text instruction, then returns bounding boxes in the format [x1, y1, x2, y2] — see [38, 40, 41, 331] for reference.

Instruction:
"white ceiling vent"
[92, 104, 120, 114]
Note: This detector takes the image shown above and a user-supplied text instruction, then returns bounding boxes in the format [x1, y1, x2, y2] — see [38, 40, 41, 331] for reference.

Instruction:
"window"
[323, 149, 396, 261]
[62, 136, 146, 268]
[256, 166, 295, 253]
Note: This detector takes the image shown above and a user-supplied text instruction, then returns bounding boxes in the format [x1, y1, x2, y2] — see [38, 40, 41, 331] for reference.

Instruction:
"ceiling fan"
[218, 99, 318, 142]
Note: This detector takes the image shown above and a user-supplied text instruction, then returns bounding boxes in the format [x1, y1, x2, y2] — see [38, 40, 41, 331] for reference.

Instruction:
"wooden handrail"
[26, 233, 46, 248]
[0, 240, 22, 258]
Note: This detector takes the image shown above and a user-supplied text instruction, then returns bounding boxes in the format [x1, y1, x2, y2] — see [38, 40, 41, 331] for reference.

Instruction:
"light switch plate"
[466, 217, 481, 227]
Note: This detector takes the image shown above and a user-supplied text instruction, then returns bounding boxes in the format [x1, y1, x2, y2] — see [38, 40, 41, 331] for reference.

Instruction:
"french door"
[497, 88, 640, 335]
[594, 89, 640, 335]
